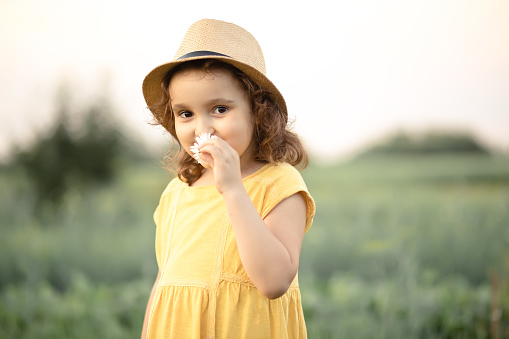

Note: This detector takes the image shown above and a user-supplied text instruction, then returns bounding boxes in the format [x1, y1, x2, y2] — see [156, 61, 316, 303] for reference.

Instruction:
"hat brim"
[142, 54, 287, 116]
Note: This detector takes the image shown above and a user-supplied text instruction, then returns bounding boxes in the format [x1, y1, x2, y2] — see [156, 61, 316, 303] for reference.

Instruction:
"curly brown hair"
[148, 59, 308, 185]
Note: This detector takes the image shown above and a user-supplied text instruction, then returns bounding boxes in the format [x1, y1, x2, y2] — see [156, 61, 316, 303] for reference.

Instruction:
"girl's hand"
[197, 137, 243, 195]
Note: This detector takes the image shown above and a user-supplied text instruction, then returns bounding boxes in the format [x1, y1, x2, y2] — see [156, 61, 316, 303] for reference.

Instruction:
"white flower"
[190, 132, 217, 164]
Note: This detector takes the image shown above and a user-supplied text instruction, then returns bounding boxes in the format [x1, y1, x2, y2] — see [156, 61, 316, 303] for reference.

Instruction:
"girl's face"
[169, 68, 255, 168]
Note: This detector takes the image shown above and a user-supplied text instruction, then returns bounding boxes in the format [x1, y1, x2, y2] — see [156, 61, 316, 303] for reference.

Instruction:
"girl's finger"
[197, 151, 214, 168]
[198, 145, 224, 164]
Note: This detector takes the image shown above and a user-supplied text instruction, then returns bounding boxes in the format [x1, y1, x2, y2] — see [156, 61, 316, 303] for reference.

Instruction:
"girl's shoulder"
[253, 163, 315, 233]
[253, 163, 307, 188]
[159, 176, 184, 198]
[247, 162, 312, 205]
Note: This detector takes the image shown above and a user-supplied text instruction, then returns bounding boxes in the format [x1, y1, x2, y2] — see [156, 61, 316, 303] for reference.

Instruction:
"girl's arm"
[222, 189, 306, 299]
[141, 270, 161, 339]
[199, 139, 307, 299]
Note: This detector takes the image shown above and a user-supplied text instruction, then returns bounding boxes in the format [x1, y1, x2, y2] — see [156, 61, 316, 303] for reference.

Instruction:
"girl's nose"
[195, 116, 215, 137]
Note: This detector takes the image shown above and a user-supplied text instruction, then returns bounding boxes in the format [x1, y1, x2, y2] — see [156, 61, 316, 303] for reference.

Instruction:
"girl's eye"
[178, 111, 193, 118]
[214, 106, 228, 114]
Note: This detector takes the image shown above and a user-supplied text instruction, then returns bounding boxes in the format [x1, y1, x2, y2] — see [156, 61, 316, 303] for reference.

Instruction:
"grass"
[1, 153, 508, 338]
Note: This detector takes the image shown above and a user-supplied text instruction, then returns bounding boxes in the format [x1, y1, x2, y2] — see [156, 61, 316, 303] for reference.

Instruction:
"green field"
[1, 153, 508, 338]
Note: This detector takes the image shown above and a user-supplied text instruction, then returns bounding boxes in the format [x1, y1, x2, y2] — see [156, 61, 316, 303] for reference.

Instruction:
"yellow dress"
[146, 163, 315, 339]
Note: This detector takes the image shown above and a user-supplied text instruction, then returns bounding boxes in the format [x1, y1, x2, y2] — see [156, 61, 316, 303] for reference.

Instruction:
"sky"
[1, 0, 508, 162]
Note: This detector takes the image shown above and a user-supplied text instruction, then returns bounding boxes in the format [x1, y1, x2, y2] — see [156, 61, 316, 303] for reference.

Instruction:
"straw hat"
[142, 19, 287, 115]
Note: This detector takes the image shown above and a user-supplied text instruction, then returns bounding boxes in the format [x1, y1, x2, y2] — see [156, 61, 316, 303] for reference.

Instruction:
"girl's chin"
[188, 152, 212, 169]
[199, 160, 213, 170]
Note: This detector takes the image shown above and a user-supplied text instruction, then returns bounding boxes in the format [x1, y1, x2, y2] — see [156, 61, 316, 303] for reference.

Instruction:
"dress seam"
[207, 215, 230, 337]
[158, 279, 210, 289]
[220, 272, 255, 287]
[161, 187, 184, 270]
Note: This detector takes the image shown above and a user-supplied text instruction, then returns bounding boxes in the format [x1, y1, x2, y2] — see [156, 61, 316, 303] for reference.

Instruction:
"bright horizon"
[1, 0, 508, 162]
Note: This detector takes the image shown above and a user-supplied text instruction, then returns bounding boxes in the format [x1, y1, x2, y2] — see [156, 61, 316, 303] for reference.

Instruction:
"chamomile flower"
[190, 132, 217, 164]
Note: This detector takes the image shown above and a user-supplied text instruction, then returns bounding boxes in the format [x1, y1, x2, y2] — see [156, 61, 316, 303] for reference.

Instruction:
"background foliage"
[1, 92, 508, 338]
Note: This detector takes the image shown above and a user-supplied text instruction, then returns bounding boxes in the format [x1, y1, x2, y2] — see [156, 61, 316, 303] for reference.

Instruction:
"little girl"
[141, 19, 315, 339]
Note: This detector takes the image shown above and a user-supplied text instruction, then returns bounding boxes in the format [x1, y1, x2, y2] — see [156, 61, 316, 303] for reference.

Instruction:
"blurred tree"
[12, 85, 126, 214]
[361, 130, 490, 156]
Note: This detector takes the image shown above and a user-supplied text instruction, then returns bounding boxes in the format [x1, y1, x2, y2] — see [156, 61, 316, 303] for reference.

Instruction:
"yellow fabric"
[147, 163, 315, 339]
